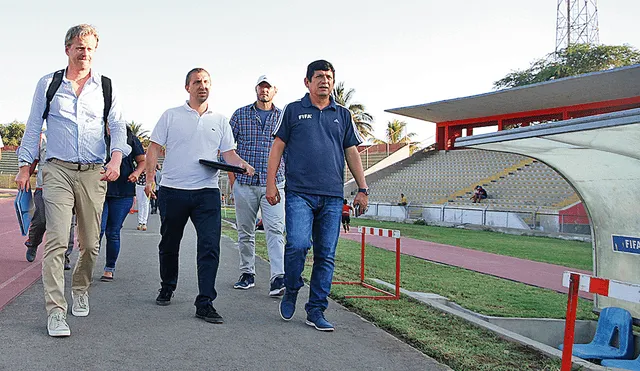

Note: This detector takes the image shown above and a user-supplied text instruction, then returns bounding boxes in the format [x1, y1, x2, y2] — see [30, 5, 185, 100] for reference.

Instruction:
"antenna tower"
[555, 0, 599, 52]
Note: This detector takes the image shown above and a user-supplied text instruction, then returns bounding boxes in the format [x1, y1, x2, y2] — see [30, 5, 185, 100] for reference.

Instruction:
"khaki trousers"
[41, 161, 106, 315]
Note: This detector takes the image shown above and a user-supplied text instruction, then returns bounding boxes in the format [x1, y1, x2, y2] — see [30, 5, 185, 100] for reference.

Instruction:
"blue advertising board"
[613, 235, 640, 255]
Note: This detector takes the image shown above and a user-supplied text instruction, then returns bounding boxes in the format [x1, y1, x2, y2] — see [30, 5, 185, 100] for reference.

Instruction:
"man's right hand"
[15, 167, 31, 191]
[266, 182, 280, 205]
[145, 183, 156, 199]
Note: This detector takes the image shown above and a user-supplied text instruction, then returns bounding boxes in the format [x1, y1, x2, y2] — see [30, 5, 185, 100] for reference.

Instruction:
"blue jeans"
[284, 191, 342, 314]
[100, 196, 134, 272]
[158, 187, 221, 308]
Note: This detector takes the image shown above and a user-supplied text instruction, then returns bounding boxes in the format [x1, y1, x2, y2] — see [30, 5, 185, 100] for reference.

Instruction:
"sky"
[1, 0, 639, 146]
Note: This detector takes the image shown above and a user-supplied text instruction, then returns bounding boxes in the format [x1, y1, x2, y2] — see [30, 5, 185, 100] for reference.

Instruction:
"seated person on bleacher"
[398, 193, 407, 206]
[471, 186, 487, 203]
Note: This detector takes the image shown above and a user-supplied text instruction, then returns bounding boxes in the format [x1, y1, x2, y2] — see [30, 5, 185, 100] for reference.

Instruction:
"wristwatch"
[358, 188, 370, 196]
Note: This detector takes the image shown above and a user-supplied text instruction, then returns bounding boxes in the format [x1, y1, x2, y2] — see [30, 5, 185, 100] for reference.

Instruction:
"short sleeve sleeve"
[131, 135, 145, 157]
[229, 109, 241, 141]
[150, 110, 169, 147]
[273, 103, 290, 143]
[342, 109, 362, 149]
[219, 117, 236, 153]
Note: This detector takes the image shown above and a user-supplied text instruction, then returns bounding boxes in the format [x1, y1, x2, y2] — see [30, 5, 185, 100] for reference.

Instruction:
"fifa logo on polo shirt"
[298, 114, 312, 120]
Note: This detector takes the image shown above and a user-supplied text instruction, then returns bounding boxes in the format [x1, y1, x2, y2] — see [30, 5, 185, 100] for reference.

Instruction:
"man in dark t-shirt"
[266, 60, 369, 332]
[99, 128, 146, 281]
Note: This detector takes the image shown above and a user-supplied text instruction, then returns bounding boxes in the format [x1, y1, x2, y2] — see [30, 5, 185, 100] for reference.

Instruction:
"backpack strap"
[101, 75, 113, 158]
[101, 75, 112, 126]
[42, 69, 65, 120]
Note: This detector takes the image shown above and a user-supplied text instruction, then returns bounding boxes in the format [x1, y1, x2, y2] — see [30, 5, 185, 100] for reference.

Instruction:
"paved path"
[0, 203, 449, 370]
[339, 229, 592, 299]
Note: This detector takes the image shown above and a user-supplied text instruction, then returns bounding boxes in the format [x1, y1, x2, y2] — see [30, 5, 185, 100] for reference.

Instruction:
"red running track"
[339, 229, 593, 299]
[0, 190, 44, 311]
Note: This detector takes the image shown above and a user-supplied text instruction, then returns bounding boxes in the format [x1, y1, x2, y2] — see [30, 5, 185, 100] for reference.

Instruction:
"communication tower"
[555, 0, 599, 51]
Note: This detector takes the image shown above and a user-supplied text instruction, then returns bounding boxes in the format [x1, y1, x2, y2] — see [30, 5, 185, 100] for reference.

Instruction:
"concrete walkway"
[339, 229, 592, 299]
[0, 201, 449, 370]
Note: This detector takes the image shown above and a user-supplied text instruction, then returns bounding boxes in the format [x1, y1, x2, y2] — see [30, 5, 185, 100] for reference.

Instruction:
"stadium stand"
[364, 148, 577, 212]
[0, 151, 19, 175]
[344, 143, 405, 182]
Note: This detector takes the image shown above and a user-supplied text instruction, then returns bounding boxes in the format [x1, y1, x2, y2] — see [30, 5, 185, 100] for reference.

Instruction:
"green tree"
[0, 121, 26, 147]
[374, 119, 416, 144]
[332, 81, 374, 139]
[494, 44, 640, 89]
[127, 121, 150, 142]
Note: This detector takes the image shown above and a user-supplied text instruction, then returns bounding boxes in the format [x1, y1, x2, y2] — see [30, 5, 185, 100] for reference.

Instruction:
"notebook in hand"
[14, 189, 33, 236]
[198, 159, 247, 174]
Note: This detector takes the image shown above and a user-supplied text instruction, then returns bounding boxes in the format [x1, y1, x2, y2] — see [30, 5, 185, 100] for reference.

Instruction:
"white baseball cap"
[256, 75, 274, 87]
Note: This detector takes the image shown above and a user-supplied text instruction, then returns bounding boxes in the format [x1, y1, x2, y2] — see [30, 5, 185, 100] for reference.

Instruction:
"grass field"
[220, 220, 597, 371]
[350, 218, 593, 271]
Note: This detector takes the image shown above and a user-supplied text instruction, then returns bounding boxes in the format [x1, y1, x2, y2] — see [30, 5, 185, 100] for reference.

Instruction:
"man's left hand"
[353, 192, 368, 216]
[101, 159, 121, 181]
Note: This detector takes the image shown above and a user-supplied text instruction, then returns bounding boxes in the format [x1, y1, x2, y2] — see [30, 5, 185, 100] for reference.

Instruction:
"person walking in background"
[229, 75, 286, 297]
[135, 169, 150, 230]
[341, 199, 354, 233]
[150, 163, 162, 214]
[0, 132, 3, 160]
[145, 68, 254, 324]
[266, 60, 368, 332]
[15, 24, 130, 337]
[24, 130, 76, 270]
[99, 126, 145, 282]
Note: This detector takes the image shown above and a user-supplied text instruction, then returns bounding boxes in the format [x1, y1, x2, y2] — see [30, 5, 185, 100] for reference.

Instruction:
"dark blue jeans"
[284, 191, 342, 315]
[100, 196, 134, 272]
[158, 187, 221, 308]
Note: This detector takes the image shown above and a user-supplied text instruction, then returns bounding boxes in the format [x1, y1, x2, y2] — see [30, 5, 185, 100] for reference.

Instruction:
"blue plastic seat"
[602, 357, 640, 371]
[558, 307, 634, 361]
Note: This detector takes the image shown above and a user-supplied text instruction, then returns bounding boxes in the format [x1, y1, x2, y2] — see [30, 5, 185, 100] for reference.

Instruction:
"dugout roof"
[386, 64, 640, 123]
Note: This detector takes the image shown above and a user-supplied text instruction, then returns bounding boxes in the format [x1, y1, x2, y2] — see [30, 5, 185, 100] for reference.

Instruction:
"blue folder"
[14, 189, 33, 236]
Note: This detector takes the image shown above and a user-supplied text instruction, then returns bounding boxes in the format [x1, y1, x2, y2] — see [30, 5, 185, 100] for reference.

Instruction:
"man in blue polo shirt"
[266, 59, 369, 331]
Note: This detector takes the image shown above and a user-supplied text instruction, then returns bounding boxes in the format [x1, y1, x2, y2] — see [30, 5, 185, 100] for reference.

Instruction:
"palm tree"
[128, 121, 150, 141]
[374, 119, 416, 144]
[332, 82, 374, 139]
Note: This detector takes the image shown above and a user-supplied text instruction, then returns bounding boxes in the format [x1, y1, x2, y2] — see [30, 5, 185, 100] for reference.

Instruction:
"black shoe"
[269, 276, 285, 297]
[156, 287, 174, 306]
[233, 273, 255, 289]
[25, 243, 37, 263]
[196, 304, 224, 324]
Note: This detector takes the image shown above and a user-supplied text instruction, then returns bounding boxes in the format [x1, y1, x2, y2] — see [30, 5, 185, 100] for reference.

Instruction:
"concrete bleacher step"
[365, 148, 577, 213]
[0, 151, 19, 175]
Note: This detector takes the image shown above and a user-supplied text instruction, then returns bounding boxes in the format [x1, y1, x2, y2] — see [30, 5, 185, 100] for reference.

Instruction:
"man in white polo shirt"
[145, 68, 254, 324]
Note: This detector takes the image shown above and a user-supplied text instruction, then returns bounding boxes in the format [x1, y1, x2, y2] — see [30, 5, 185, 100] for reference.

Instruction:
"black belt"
[48, 158, 103, 171]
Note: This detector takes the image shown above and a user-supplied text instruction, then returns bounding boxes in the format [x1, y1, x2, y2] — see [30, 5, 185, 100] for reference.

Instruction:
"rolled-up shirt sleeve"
[18, 76, 49, 164]
[106, 82, 131, 157]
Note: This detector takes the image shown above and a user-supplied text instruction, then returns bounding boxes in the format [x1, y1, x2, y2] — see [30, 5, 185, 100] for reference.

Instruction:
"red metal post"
[561, 273, 580, 371]
[360, 229, 366, 283]
[395, 237, 401, 299]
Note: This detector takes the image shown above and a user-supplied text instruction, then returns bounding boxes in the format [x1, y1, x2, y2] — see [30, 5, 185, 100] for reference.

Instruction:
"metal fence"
[363, 202, 591, 235]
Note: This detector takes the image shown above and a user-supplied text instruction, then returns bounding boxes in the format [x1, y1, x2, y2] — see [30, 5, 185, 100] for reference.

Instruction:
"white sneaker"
[47, 312, 71, 337]
[71, 291, 89, 317]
